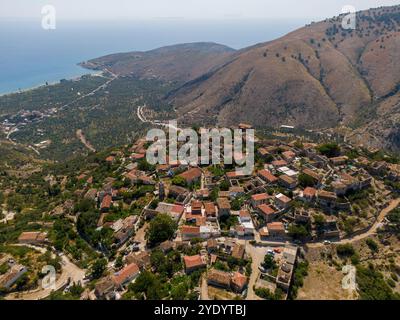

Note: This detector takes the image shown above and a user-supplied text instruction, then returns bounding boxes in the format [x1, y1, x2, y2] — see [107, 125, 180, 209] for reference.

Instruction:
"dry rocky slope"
[81, 42, 236, 83]
[85, 5, 400, 153]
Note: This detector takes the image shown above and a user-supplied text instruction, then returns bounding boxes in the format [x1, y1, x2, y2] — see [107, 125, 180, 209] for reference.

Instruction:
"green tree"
[288, 223, 310, 240]
[356, 264, 400, 300]
[366, 238, 379, 253]
[336, 244, 355, 257]
[90, 258, 107, 279]
[219, 180, 230, 191]
[146, 214, 177, 246]
[129, 271, 167, 300]
[263, 254, 277, 270]
[298, 173, 315, 187]
[172, 176, 186, 187]
[317, 143, 340, 157]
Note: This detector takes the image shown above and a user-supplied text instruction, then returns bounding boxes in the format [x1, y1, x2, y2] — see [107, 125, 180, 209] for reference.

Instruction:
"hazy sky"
[1, 0, 399, 21]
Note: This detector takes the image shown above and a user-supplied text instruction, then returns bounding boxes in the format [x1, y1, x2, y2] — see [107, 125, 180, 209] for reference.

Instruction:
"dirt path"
[200, 276, 210, 300]
[76, 129, 96, 152]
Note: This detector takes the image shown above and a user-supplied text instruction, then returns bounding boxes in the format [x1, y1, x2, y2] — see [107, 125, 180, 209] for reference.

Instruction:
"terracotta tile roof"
[101, 194, 112, 209]
[251, 193, 269, 201]
[318, 190, 337, 200]
[257, 204, 276, 216]
[231, 272, 248, 290]
[282, 150, 296, 159]
[178, 167, 202, 181]
[217, 197, 231, 210]
[267, 222, 285, 232]
[191, 200, 203, 211]
[302, 168, 322, 181]
[239, 209, 251, 218]
[272, 160, 288, 167]
[330, 156, 349, 163]
[168, 185, 189, 196]
[180, 225, 200, 234]
[275, 193, 292, 203]
[226, 170, 248, 179]
[258, 169, 278, 183]
[204, 202, 216, 216]
[172, 204, 184, 214]
[259, 227, 269, 237]
[258, 147, 270, 156]
[232, 243, 245, 260]
[279, 174, 296, 185]
[207, 239, 218, 249]
[112, 263, 139, 286]
[18, 231, 47, 242]
[183, 255, 206, 269]
[131, 153, 145, 160]
[207, 269, 231, 287]
[195, 217, 207, 227]
[303, 187, 317, 198]
[126, 251, 150, 268]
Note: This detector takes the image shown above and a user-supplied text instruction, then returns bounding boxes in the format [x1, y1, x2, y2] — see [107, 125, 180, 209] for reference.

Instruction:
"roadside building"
[266, 222, 286, 239]
[0, 264, 27, 289]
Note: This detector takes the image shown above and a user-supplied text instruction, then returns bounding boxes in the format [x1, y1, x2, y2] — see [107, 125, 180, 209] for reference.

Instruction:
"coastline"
[0, 65, 102, 98]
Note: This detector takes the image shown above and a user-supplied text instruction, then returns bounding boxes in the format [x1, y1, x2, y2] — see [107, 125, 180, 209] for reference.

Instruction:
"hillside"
[166, 5, 400, 138]
[81, 42, 236, 83]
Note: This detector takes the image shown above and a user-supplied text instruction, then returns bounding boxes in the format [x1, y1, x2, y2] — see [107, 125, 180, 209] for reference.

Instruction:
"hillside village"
[1, 123, 400, 300]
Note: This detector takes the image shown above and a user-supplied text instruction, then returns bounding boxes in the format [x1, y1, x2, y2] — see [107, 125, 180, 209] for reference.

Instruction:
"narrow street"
[244, 244, 267, 300]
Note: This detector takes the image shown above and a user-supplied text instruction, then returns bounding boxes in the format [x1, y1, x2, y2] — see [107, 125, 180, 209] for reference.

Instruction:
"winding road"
[5, 246, 85, 300]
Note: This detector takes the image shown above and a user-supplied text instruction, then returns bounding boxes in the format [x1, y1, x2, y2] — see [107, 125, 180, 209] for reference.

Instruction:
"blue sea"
[0, 18, 307, 95]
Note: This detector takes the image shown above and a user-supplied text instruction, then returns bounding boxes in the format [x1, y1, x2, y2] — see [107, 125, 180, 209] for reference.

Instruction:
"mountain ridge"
[83, 4, 400, 153]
